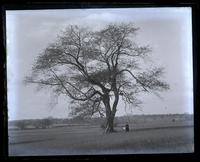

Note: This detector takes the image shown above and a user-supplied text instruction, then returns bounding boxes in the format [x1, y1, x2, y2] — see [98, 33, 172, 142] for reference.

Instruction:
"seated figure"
[125, 123, 129, 132]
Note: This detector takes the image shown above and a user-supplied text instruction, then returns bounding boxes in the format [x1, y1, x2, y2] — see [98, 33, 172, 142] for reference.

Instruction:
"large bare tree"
[25, 23, 169, 133]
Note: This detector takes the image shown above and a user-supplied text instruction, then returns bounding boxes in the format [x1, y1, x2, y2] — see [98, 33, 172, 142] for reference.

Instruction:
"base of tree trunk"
[105, 126, 115, 133]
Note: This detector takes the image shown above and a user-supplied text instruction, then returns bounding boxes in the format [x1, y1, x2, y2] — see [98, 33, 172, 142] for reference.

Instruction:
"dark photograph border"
[1, 0, 199, 161]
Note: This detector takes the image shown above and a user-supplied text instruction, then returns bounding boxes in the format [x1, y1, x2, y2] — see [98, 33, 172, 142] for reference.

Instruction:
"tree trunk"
[102, 93, 114, 133]
[104, 81, 119, 133]
[105, 114, 115, 133]
[102, 81, 119, 133]
[105, 99, 118, 133]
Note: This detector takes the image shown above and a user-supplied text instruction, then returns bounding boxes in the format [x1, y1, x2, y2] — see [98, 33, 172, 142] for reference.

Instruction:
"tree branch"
[49, 69, 100, 101]
[117, 69, 149, 92]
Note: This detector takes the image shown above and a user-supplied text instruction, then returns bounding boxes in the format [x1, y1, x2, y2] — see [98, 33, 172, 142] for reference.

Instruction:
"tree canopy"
[25, 23, 169, 132]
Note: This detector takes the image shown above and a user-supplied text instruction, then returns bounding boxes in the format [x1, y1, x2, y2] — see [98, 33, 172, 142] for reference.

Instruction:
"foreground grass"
[9, 122, 194, 155]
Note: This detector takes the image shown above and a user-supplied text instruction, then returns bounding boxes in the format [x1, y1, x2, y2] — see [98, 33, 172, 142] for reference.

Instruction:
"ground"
[9, 120, 194, 156]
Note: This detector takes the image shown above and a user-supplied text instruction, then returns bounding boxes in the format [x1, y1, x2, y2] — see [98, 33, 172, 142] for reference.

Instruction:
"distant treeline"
[8, 114, 193, 130]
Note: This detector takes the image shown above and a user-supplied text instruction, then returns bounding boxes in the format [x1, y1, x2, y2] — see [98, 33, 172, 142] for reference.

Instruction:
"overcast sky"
[6, 7, 193, 120]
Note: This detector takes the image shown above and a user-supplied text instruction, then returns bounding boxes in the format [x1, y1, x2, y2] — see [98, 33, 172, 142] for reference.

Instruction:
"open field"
[9, 120, 194, 156]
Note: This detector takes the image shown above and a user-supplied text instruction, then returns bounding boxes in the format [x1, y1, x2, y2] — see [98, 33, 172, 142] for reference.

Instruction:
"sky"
[6, 7, 193, 120]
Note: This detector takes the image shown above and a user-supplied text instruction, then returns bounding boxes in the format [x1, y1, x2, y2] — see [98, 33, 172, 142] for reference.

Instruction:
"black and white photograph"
[6, 7, 194, 156]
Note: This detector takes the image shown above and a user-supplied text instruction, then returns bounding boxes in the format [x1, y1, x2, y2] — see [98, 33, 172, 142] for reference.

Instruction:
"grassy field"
[9, 120, 194, 156]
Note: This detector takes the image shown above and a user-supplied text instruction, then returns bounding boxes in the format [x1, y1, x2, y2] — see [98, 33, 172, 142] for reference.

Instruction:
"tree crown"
[25, 23, 169, 118]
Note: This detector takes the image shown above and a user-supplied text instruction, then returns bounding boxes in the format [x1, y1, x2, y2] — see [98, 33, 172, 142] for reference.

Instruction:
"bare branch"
[117, 69, 149, 92]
